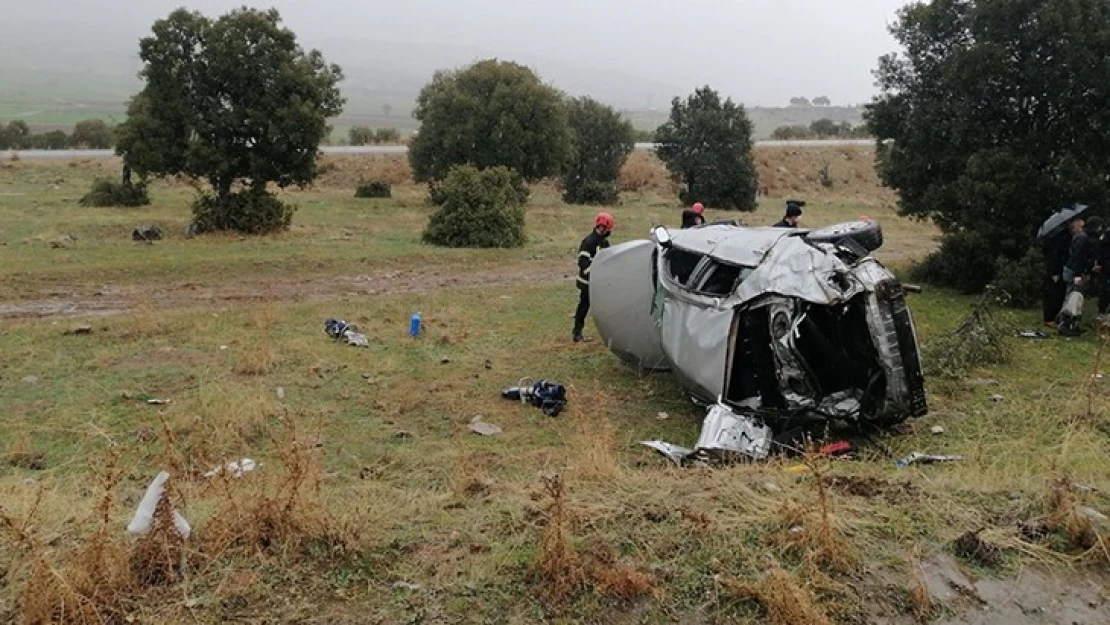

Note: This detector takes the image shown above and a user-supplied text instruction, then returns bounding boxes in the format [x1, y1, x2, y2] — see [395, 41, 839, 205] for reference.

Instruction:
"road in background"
[1, 139, 874, 161]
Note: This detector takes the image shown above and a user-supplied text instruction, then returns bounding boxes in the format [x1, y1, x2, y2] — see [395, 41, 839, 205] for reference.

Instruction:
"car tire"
[805, 220, 883, 252]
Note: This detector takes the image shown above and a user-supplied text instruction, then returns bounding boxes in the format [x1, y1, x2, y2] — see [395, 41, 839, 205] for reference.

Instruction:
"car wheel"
[805, 220, 883, 252]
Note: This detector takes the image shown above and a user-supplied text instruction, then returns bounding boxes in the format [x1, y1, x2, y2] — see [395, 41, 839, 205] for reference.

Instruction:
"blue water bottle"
[409, 312, 421, 338]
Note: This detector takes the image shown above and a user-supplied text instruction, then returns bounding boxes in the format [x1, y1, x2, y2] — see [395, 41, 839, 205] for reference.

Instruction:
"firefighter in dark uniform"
[681, 202, 705, 229]
[573, 212, 614, 342]
[773, 201, 803, 228]
[1042, 229, 1070, 328]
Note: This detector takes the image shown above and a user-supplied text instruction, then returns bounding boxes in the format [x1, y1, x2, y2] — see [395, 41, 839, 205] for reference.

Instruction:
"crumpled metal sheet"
[692, 402, 773, 461]
[641, 403, 773, 466]
[735, 237, 857, 305]
[590, 240, 671, 371]
[658, 302, 733, 401]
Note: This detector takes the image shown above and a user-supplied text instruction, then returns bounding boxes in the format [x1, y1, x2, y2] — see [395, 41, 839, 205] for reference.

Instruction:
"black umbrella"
[1036, 203, 1089, 243]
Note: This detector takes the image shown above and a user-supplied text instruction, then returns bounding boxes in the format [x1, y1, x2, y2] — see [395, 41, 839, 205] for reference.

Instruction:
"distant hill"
[0, 33, 865, 140]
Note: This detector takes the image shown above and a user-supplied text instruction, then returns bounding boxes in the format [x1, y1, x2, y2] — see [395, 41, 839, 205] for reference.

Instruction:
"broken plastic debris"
[21, 375, 38, 385]
[990, 394, 1005, 402]
[146, 398, 171, 405]
[391, 581, 422, 591]
[203, 458, 257, 479]
[895, 452, 964, 469]
[325, 318, 370, 348]
[1018, 330, 1047, 339]
[930, 425, 946, 435]
[219, 345, 229, 351]
[127, 471, 191, 539]
[276, 386, 285, 399]
[656, 412, 670, 420]
[66, 325, 93, 336]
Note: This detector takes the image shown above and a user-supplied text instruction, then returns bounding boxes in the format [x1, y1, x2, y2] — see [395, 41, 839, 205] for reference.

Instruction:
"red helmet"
[594, 212, 615, 230]
[692, 202, 704, 215]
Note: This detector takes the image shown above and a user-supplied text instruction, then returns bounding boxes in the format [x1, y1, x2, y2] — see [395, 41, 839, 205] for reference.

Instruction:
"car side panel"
[659, 300, 730, 402]
[590, 240, 671, 371]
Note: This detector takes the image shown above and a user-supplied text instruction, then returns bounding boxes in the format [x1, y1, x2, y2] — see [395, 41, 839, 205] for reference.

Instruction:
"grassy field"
[1, 148, 1109, 624]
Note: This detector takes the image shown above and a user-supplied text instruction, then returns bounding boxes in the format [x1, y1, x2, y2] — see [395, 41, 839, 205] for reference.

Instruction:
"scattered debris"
[501, 378, 567, 417]
[146, 398, 171, 405]
[930, 425, 946, 435]
[954, 530, 1004, 568]
[896, 452, 964, 469]
[203, 458, 257, 479]
[642, 402, 773, 466]
[484, 360, 493, 370]
[1018, 330, 1048, 339]
[468, 416, 502, 436]
[440, 357, 451, 364]
[820, 441, 852, 457]
[409, 312, 421, 338]
[391, 581, 422, 592]
[65, 325, 93, 336]
[275, 386, 285, 399]
[127, 471, 191, 539]
[394, 430, 412, 439]
[21, 375, 38, 385]
[990, 394, 1005, 402]
[656, 412, 670, 420]
[219, 344, 229, 350]
[761, 482, 782, 494]
[324, 318, 369, 348]
[132, 225, 163, 242]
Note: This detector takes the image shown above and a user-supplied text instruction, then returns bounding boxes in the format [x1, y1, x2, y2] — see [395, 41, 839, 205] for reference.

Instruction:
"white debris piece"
[127, 471, 191, 539]
[204, 458, 257, 479]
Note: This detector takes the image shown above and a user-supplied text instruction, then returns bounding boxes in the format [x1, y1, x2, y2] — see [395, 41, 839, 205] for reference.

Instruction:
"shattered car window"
[695, 261, 752, 297]
[665, 248, 704, 286]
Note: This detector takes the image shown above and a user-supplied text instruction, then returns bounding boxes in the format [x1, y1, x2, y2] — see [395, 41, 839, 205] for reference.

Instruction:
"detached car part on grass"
[590, 219, 927, 462]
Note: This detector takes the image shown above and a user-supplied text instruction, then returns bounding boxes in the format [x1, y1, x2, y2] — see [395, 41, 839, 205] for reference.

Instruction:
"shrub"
[189, 186, 294, 235]
[79, 178, 151, 207]
[423, 165, 526, 248]
[991, 246, 1044, 309]
[563, 180, 620, 206]
[923, 289, 1015, 379]
[354, 180, 392, 198]
[373, 128, 401, 144]
[348, 126, 374, 146]
[909, 231, 999, 294]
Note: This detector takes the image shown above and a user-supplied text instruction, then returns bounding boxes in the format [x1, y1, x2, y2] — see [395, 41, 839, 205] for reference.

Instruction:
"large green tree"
[655, 86, 759, 210]
[867, 0, 1110, 292]
[71, 119, 115, 149]
[116, 7, 344, 233]
[409, 60, 571, 183]
[562, 97, 635, 205]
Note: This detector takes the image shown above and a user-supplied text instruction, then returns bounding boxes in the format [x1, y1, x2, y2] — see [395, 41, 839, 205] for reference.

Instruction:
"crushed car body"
[590, 219, 927, 461]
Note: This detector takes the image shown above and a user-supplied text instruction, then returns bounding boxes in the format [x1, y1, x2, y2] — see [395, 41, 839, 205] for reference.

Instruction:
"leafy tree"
[71, 119, 115, 148]
[373, 128, 400, 144]
[1, 121, 31, 149]
[423, 165, 527, 248]
[809, 118, 840, 138]
[771, 125, 813, 140]
[348, 126, 374, 146]
[813, 95, 832, 106]
[409, 59, 571, 182]
[789, 97, 811, 106]
[867, 0, 1110, 292]
[562, 97, 634, 205]
[655, 86, 759, 210]
[115, 7, 344, 234]
[38, 130, 70, 150]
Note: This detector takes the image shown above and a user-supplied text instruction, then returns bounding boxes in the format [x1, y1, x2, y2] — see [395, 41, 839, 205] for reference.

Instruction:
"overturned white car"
[590, 220, 927, 461]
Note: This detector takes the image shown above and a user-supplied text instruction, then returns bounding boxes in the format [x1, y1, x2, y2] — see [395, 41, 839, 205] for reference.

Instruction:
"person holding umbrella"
[1037, 204, 1089, 329]
[1059, 216, 1096, 336]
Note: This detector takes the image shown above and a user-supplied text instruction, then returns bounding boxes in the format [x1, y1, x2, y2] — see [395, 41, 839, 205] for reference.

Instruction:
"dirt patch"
[0, 263, 571, 320]
[917, 554, 1110, 625]
[953, 531, 1004, 568]
[827, 475, 920, 504]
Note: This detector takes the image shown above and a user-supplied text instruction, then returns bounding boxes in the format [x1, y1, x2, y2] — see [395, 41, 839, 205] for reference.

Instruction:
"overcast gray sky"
[7, 0, 912, 106]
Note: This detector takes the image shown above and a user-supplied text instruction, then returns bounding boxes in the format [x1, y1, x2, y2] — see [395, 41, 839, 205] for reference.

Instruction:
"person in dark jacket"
[681, 202, 705, 229]
[573, 212, 614, 342]
[1088, 216, 1110, 314]
[773, 202, 803, 228]
[1059, 217, 1095, 336]
[1042, 231, 1070, 327]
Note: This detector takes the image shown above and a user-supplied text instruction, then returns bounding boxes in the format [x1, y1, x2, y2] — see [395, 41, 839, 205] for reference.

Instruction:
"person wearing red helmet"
[681, 202, 705, 229]
[573, 212, 614, 342]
